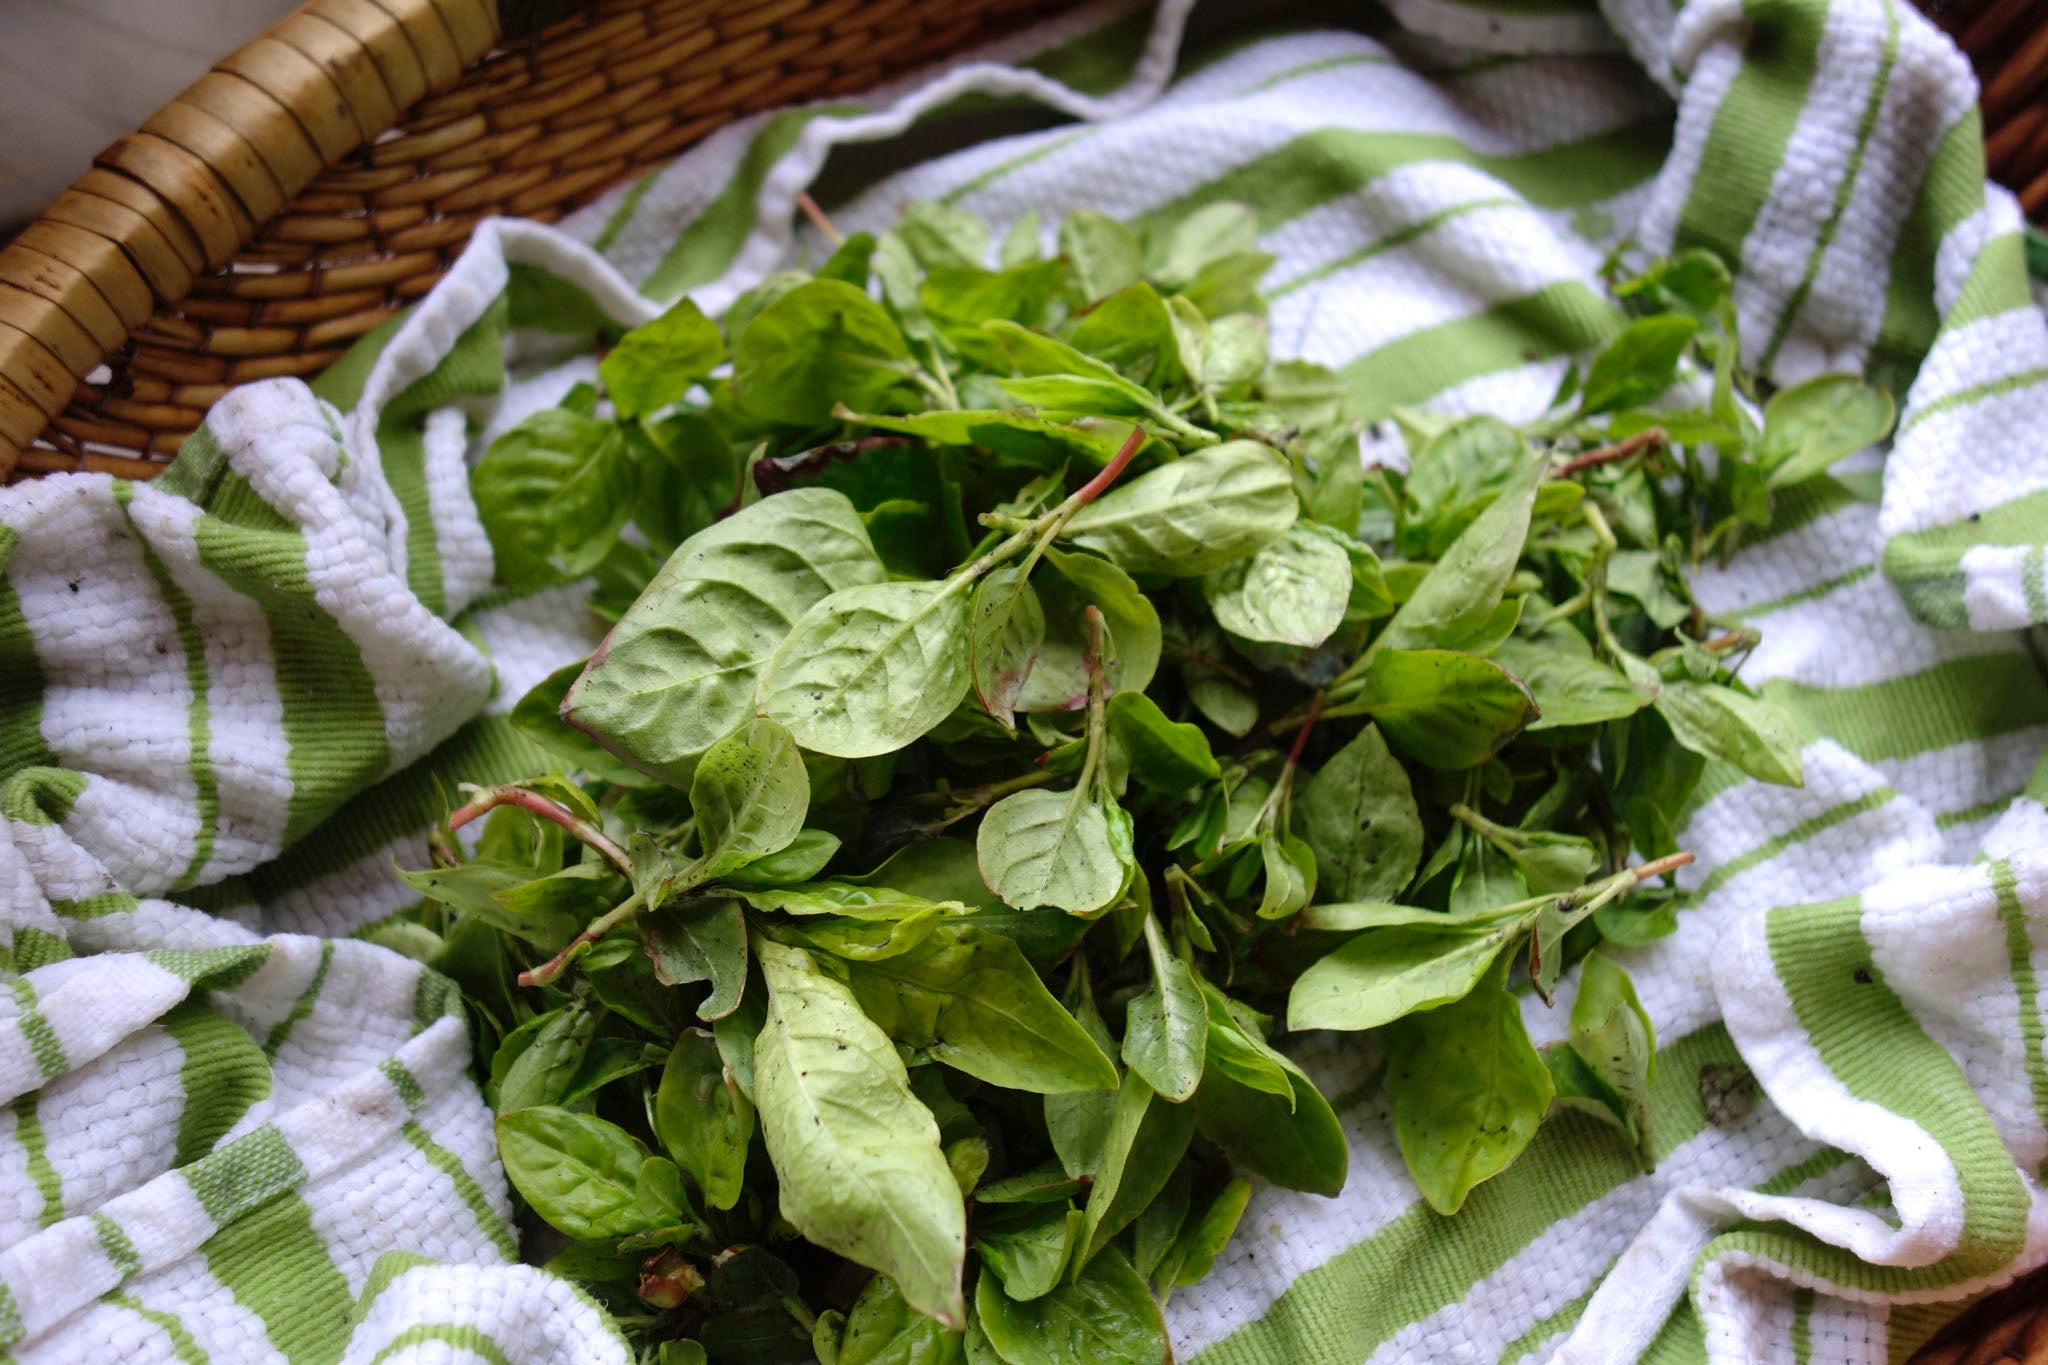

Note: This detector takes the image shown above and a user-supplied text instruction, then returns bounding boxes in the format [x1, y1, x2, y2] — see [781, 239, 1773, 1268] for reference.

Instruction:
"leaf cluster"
[384, 204, 1887, 1360]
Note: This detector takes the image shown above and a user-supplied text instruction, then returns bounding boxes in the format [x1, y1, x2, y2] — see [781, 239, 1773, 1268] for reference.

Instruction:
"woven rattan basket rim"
[1, 0, 2047, 1350]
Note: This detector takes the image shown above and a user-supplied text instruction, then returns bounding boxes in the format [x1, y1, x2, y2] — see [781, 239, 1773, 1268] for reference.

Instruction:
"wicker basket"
[3, 0, 2048, 1355]
[0, 0, 2043, 482]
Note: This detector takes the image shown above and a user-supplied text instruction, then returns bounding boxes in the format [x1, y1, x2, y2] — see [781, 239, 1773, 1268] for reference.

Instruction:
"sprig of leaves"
[380, 200, 1891, 1363]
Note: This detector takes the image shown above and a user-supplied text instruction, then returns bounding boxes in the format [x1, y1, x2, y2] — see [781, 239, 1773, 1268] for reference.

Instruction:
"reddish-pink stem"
[447, 785, 633, 877]
[1071, 427, 1146, 509]
[1285, 690, 1326, 770]
[1632, 851, 1694, 881]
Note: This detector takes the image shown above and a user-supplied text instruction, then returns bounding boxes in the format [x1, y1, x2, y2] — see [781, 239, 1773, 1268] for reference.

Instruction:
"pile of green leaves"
[384, 200, 1894, 1365]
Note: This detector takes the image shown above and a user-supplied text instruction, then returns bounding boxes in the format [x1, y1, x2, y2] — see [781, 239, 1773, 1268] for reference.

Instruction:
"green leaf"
[1653, 681, 1804, 786]
[1491, 638, 1654, 731]
[1579, 315, 1697, 416]
[600, 296, 722, 419]
[1377, 453, 1541, 652]
[1001, 212, 1043, 267]
[1016, 548, 1161, 714]
[1045, 969, 1120, 1181]
[737, 881, 968, 921]
[1204, 522, 1352, 647]
[563, 488, 885, 786]
[753, 939, 967, 1329]
[782, 905, 946, 962]
[1382, 958, 1554, 1214]
[842, 407, 1145, 471]
[898, 200, 990, 271]
[396, 862, 576, 950]
[473, 408, 634, 591]
[1179, 251, 1274, 318]
[497, 997, 598, 1112]
[645, 897, 750, 1020]
[835, 1274, 965, 1365]
[1065, 282, 1185, 388]
[976, 1163, 1088, 1206]
[1131, 1165, 1190, 1283]
[1287, 920, 1519, 1032]
[1106, 692, 1218, 791]
[1757, 373, 1895, 488]
[1182, 666, 1258, 737]
[1449, 835, 1527, 917]
[1060, 210, 1144, 303]
[510, 659, 651, 786]
[969, 565, 1045, 729]
[691, 716, 811, 880]
[1359, 649, 1537, 769]
[1064, 440, 1297, 576]
[973, 1246, 1169, 1365]
[1196, 984, 1292, 1105]
[720, 828, 843, 889]
[629, 411, 743, 554]
[978, 784, 1133, 915]
[1203, 313, 1268, 393]
[1566, 950, 1657, 1165]
[1296, 723, 1423, 902]
[1077, 1074, 1196, 1266]
[838, 920, 1117, 1094]
[1154, 1178, 1252, 1292]
[923, 262, 1063, 335]
[733, 279, 913, 423]
[844, 842, 1005, 913]
[496, 1106, 660, 1240]
[1255, 831, 1317, 920]
[1120, 918, 1207, 1102]
[976, 1203, 1081, 1303]
[757, 576, 976, 758]
[1192, 1043, 1346, 1197]
[1147, 202, 1258, 289]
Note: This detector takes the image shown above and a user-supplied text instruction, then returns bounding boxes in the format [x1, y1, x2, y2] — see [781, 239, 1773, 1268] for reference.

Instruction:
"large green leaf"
[733, 279, 913, 423]
[563, 489, 884, 786]
[753, 940, 966, 1328]
[1376, 453, 1540, 653]
[690, 716, 811, 880]
[1359, 649, 1537, 769]
[1381, 959, 1553, 1214]
[1295, 724, 1423, 902]
[497, 1107, 662, 1241]
[838, 921, 1117, 1094]
[654, 1029, 754, 1210]
[1287, 921, 1519, 1032]
[973, 1247, 1169, 1365]
[1204, 522, 1352, 647]
[977, 786, 1133, 914]
[1063, 441, 1296, 576]
[756, 577, 977, 758]
[473, 408, 635, 591]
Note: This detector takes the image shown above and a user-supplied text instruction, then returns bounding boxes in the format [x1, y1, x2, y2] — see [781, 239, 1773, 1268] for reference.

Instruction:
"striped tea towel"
[3, 0, 2048, 1360]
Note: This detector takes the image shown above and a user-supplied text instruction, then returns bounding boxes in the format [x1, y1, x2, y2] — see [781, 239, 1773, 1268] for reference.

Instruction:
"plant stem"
[1164, 641, 1255, 689]
[1553, 427, 1665, 479]
[957, 426, 1145, 586]
[796, 192, 842, 244]
[449, 785, 633, 877]
[520, 886, 647, 989]
[1080, 606, 1111, 800]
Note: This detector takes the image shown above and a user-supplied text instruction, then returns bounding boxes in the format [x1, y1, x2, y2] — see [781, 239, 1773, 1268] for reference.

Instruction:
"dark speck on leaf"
[1853, 967, 1873, 984]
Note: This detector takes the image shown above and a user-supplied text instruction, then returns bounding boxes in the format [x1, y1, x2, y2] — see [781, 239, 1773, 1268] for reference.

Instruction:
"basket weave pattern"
[0, 0, 1075, 481]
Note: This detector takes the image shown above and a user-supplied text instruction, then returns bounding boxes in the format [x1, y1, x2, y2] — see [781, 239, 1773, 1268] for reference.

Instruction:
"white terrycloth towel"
[2, 0, 2047, 1360]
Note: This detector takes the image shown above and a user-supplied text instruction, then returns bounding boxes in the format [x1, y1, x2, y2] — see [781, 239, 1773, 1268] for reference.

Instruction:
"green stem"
[520, 886, 647, 989]
[1080, 606, 1111, 802]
